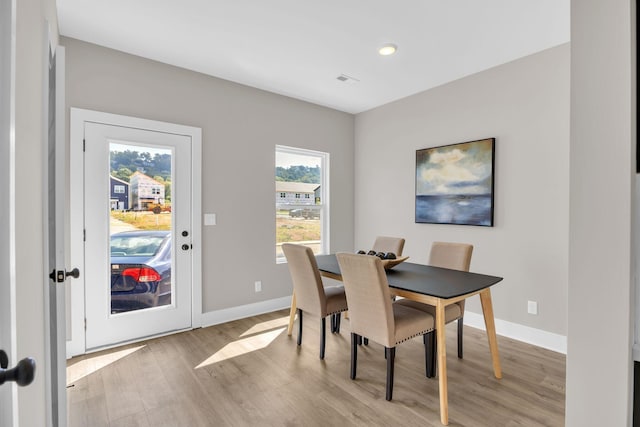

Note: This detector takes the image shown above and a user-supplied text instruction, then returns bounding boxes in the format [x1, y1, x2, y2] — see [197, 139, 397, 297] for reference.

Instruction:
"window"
[276, 145, 329, 263]
[114, 185, 125, 194]
[280, 193, 286, 198]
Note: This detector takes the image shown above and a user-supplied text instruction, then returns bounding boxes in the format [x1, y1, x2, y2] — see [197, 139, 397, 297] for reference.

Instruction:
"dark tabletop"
[315, 254, 503, 299]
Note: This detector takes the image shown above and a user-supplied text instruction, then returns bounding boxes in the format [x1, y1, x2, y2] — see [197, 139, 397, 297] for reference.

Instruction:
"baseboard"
[464, 311, 567, 354]
[200, 296, 292, 328]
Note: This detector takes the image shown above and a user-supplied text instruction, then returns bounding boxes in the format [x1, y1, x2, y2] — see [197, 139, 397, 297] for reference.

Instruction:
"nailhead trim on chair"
[395, 328, 435, 345]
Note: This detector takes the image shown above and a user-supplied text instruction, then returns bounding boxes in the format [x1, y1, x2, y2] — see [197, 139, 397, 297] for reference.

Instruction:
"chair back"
[282, 244, 326, 316]
[372, 236, 405, 256]
[336, 253, 395, 347]
[429, 242, 473, 272]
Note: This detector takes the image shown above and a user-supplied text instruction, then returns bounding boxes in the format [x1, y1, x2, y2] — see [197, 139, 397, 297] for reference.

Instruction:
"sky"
[276, 151, 322, 168]
[110, 142, 172, 157]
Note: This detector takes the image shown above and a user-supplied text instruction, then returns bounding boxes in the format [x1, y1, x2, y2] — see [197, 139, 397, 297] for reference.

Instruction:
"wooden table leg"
[287, 291, 297, 336]
[436, 299, 449, 425]
[479, 288, 502, 379]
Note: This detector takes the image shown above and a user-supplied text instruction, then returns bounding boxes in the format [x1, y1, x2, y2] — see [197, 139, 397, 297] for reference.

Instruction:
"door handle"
[181, 244, 191, 251]
[65, 268, 80, 279]
[0, 350, 36, 387]
[49, 268, 81, 283]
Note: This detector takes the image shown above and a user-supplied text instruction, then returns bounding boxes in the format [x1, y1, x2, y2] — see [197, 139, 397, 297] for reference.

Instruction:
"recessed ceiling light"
[378, 44, 397, 56]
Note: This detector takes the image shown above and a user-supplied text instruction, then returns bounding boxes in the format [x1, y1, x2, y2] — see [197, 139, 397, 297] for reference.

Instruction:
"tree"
[275, 165, 320, 183]
[113, 167, 133, 182]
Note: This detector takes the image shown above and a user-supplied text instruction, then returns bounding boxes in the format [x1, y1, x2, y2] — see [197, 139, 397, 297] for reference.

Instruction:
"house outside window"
[275, 145, 329, 263]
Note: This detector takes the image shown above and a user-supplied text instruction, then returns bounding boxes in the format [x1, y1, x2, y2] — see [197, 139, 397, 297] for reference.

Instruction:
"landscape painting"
[415, 138, 495, 226]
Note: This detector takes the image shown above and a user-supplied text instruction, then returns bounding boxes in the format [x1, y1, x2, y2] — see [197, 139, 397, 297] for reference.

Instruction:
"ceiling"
[56, 0, 570, 114]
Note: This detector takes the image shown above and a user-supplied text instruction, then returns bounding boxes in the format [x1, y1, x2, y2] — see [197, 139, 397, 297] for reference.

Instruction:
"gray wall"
[354, 44, 570, 336]
[566, 0, 635, 425]
[62, 37, 355, 313]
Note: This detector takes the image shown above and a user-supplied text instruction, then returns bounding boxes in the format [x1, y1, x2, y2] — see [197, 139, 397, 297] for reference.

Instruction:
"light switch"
[204, 213, 216, 226]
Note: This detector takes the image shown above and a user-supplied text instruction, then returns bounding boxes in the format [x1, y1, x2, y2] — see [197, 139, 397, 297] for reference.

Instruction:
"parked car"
[110, 230, 172, 313]
[289, 208, 320, 219]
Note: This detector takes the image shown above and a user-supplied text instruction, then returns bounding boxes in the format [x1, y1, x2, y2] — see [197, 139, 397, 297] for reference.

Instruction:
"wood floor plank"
[68, 309, 565, 427]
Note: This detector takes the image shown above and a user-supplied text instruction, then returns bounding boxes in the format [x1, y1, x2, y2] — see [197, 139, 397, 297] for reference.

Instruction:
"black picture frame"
[415, 138, 495, 226]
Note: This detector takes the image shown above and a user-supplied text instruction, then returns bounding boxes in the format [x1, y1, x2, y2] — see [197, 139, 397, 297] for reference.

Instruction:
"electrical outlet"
[527, 300, 538, 315]
[255, 281, 262, 292]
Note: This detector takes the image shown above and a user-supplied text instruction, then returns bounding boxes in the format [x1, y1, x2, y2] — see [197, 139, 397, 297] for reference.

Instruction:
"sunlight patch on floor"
[239, 315, 289, 337]
[195, 327, 285, 368]
[66, 345, 145, 385]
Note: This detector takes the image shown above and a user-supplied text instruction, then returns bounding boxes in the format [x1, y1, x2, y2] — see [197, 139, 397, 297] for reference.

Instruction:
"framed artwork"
[415, 138, 495, 226]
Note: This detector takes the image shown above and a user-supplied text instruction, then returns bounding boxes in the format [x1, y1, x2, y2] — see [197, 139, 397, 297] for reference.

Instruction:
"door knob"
[181, 230, 189, 237]
[65, 268, 80, 279]
[0, 350, 36, 387]
[181, 244, 191, 251]
[49, 268, 81, 282]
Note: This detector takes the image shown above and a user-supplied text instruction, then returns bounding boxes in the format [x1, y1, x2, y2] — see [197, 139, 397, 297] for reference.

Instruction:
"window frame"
[275, 145, 330, 263]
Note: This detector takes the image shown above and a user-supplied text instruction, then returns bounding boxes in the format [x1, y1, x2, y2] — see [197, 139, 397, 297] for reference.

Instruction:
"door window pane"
[109, 143, 173, 313]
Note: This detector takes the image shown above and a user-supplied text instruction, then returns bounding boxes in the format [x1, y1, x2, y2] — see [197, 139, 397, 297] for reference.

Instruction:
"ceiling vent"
[336, 74, 360, 85]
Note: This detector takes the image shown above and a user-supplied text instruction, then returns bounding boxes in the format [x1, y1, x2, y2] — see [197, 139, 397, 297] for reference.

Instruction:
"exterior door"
[83, 121, 193, 350]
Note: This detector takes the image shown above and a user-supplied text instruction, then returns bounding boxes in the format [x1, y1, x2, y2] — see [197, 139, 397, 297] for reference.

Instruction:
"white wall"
[62, 37, 355, 317]
[566, 0, 635, 425]
[354, 44, 570, 343]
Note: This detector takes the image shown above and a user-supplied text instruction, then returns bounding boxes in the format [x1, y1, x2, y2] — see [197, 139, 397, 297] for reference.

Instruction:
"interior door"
[0, 0, 15, 424]
[44, 44, 69, 427]
[83, 122, 193, 350]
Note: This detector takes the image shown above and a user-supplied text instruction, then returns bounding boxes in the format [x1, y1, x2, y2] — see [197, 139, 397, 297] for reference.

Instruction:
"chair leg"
[424, 333, 431, 377]
[457, 317, 464, 359]
[320, 317, 326, 359]
[385, 347, 396, 401]
[363, 338, 369, 346]
[297, 309, 303, 346]
[350, 333, 358, 379]
[334, 313, 341, 333]
[357, 335, 363, 346]
[425, 331, 436, 378]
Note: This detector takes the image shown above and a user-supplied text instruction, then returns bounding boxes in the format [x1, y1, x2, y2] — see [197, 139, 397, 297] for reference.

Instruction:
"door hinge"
[84, 318, 87, 331]
[83, 229, 86, 241]
[83, 139, 86, 152]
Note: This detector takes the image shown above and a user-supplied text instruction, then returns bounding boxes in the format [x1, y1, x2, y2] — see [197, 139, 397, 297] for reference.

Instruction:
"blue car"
[110, 230, 172, 313]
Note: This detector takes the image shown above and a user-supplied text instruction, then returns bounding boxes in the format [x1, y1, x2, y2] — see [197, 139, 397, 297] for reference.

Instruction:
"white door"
[83, 122, 193, 350]
[0, 0, 15, 424]
[44, 44, 70, 427]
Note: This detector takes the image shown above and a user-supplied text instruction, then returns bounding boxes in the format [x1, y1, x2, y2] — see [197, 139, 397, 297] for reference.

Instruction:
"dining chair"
[371, 236, 405, 256]
[396, 241, 473, 377]
[336, 252, 435, 401]
[283, 243, 348, 360]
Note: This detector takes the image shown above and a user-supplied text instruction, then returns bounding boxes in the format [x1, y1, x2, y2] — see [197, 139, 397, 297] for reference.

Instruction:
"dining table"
[286, 253, 504, 426]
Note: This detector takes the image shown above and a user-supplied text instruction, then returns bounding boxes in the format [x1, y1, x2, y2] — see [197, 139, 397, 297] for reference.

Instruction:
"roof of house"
[110, 175, 130, 186]
[275, 181, 319, 193]
[130, 171, 164, 186]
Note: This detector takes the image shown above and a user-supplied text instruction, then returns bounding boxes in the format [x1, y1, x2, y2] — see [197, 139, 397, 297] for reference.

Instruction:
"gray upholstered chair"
[372, 236, 405, 257]
[396, 241, 473, 377]
[283, 243, 348, 360]
[336, 252, 435, 401]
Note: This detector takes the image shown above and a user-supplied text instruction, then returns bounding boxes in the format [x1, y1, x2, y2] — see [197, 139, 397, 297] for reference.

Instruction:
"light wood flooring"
[67, 309, 565, 426]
